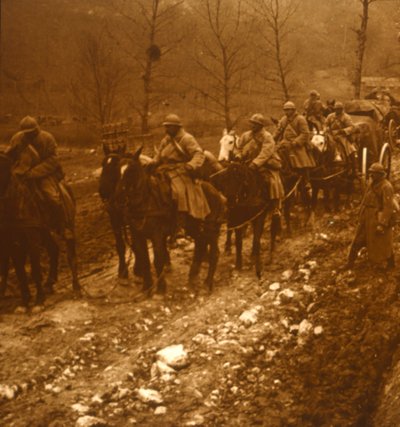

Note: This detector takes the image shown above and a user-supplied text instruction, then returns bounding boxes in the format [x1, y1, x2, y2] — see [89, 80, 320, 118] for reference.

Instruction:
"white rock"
[117, 388, 130, 399]
[314, 326, 324, 336]
[269, 282, 281, 291]
[137, 388, 163, 405]
[91, 394, 103, 404]
[192, 334, 216, 346]
[186, 414, 205, 426]
[278, 289, 295, 303]
[299, 268, 311, 282]
[0, 384, 15, 400]
[239, 306, 263, 327]
[79, 332, 96, 342]
[75, 415, 108, 427]
[157, 345, 189, 369]
[298, 319, 313, 335]
[71, 403, 90, 414]
[305, 260, 318, 270]
[281, 270, 293, 281]
[154, 406, 167, 415]
[303, 285, 315, 293]
[230, 386, 239, 394]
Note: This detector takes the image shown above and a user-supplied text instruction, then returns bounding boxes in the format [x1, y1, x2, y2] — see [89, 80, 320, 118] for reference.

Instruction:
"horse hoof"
[118, 277, 131, 287]
[15, 306, 28, 314]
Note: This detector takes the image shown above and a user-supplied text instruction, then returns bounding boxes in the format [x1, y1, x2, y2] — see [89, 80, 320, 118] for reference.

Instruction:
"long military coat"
[275, 113, 316, 169]
[237, 129, 284, 200]
[325, 112, 356, 157]
[356, 177, 394, 264]
[154, 128, 210, 220]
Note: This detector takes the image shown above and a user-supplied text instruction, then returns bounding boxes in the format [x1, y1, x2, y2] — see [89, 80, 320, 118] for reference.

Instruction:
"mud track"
[1, 148, 400, 426]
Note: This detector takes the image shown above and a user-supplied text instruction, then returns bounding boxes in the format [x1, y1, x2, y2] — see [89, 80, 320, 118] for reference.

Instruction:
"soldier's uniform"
[304, 91, 325, 132]
[236, 114, 284, 201]
[153, 115, 210, 220]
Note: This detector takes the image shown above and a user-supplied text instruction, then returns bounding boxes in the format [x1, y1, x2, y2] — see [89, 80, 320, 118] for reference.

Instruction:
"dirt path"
[1, 148, 400, 426]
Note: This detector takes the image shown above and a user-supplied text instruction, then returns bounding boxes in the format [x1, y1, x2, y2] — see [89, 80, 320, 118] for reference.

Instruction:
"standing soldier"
[345, 162, 395, 269]
[150, 114, 210, 226]
[274, 101, 316, 187]
[325, 101, 359, 177]
[234, 113, 284, 210]
[303, 90, 325, 132]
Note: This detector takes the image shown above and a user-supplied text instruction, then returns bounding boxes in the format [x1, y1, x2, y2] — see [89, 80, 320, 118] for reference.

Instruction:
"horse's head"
[120, 146, 147, 192]
[311, 132, 327, 153]
[218, 130, 239, 162]
[99, 153, 126, 201]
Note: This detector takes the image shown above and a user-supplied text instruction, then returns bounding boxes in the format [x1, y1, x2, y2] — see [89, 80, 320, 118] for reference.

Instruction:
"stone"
[314, 326, 324, 336]
[71, 403, 90, 414]
[299, 268, 311, 282]
[186, 414, 205, 426]
[156, 345, 189, 369]
[278, 289, 295, 303]
[192, 334, 216, 346]
[154, 406, 167, 415]
[305, 260, 318, 270]
[239, 306, 263, 327]
[298, 319, 313, 335]
[281, 270, 293, 281]
[75, 415, 108, 427]
[269, 282, 281, 291]
[137, 388, 163, 405]
[0, 384, 15, 400]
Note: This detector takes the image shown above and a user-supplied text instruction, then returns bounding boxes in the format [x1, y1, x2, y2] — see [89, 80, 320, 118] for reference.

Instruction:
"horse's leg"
[252, 213, 266, 278]
[133, 234, 153, 296]
[65, 237, 81, 295]
[224, 229, 233, 254]
[152, 234, 168, 294]
[235, 228, 243, 270]
[189, 235, 206, 288]
[28, 231, 45, 306]
[204, 230, 220, 292]
[11, 237, 31, 308]
[268, 207, 281, 265]
[42, 231, 58, 293]
[109, 210, 128, 279]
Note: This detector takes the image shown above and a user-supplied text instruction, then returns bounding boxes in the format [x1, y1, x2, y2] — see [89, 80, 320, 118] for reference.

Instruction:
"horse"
[211, 162, 281, 278]
[218, 129, 240, 162]
[0, 154, 45, 308]
[98, 150, 146, 280]
[309, 131, 355, 212]
[0, 153, 81, 300]
[120, 147, 225, 294]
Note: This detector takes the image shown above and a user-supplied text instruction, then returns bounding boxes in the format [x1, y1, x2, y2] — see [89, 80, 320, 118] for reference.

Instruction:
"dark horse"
[0, 153, 81, 301]
[211, 162, 281, 278]
[119, 147, 225, 294]
[99, 151, 144, 280]
[0, 154, 45, 307]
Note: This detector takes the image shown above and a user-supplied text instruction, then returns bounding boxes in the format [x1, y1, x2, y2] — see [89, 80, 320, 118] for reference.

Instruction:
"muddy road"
[1, 147, 400, 426]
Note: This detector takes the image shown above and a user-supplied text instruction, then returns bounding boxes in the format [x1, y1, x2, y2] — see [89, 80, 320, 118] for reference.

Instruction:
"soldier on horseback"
[5, 116, 69, 236]
[303, 90, 325, 132]
[325, 101, 359, 177]
[234, 113, 284, 211]
[150, 114, 211, 228]
[274, 101, 316, 189]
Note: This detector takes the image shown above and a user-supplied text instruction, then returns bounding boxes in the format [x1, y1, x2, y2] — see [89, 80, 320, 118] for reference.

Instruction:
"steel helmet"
[20, 115, 39, 133]
[334, 101, 344, 110]
[283, 101, 296, 110]
[368, 162, 386, 174]
[162, 114, 182, 127]
[249, 113, 265, 126]
[310, 90, 319, 97]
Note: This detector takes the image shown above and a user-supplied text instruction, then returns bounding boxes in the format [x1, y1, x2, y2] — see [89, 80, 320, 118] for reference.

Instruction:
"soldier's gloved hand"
[376, 224, 385, 234]
[185, 163, 196, 177]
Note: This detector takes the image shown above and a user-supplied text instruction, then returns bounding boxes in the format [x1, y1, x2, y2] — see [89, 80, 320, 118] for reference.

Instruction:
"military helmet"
[20, 115, 39, 133]
[162, 114, 182, 127]
[368, 162, 386, 174]
[334, 101, 344, 110]
[249, 113, 265, 126]
[327, 99, 335, 106]
[310, 90, 319, 97]
[283, 101, 296, 110]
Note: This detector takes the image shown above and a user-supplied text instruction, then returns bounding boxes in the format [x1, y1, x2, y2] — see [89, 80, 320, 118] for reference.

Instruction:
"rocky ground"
[1, 147, 400, 426]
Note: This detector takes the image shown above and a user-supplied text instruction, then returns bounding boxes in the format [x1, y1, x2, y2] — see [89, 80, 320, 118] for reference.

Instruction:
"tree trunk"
[354, 0, 370, 99]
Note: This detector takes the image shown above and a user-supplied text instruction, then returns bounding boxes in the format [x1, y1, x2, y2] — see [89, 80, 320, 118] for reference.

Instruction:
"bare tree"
[108, 0, 184, 133]
[71, 31, 127, 124]
[186, 0, 250, 130]
[253, 0, 299, 101]
[353, 0, 377, 98]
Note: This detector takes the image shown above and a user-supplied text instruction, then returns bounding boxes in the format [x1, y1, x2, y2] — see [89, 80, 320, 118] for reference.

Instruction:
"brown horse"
[119, 147, 225, 294]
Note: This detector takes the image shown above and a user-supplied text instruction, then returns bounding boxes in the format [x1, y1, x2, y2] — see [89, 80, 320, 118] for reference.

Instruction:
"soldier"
[274, 101, 316, 175]
[5, 116, 66, 233]
[303, 90, 325, 132]
[345, 162, 395, 269]
[325, 101, 359, 176]
[151, 113, 210, 224]
[234, 113, 284, 209]
[323, 99, 336, 117]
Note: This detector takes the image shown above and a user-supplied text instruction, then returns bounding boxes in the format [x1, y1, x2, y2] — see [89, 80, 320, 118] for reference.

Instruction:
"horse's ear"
[133, 145, 144, 160]
[223, 128, 228, 136]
